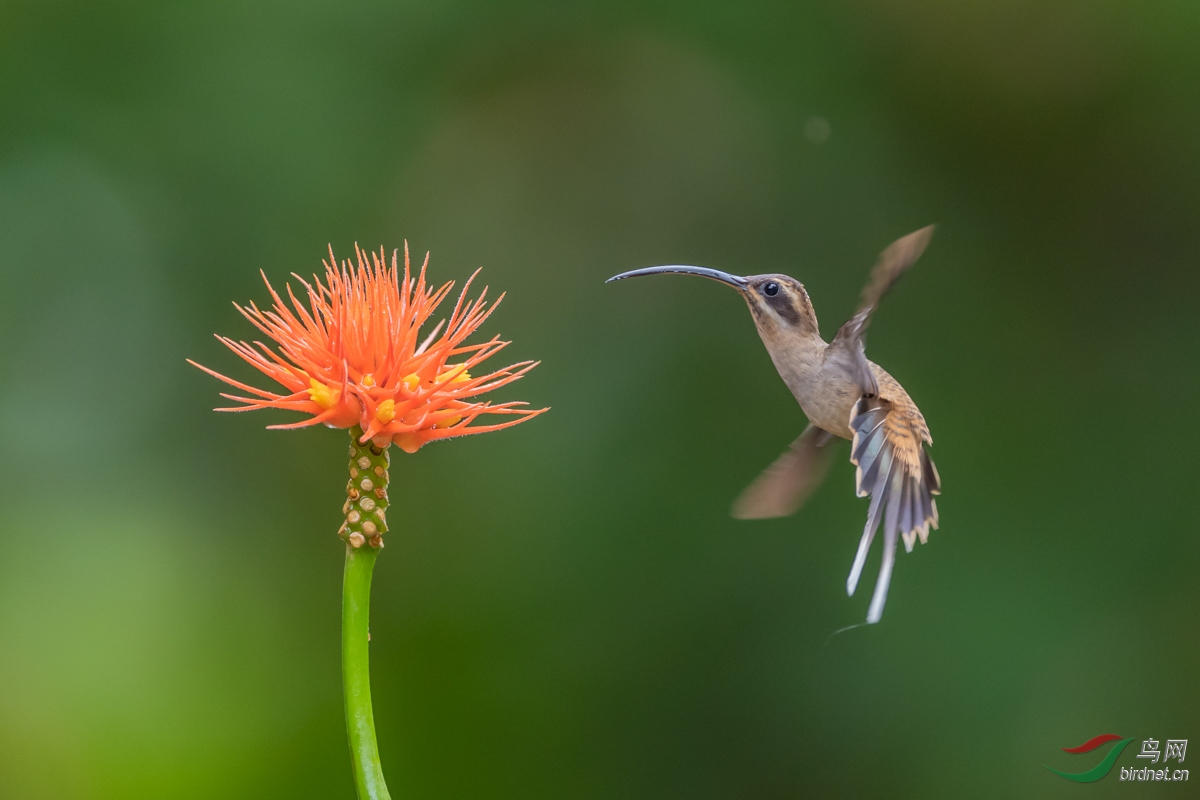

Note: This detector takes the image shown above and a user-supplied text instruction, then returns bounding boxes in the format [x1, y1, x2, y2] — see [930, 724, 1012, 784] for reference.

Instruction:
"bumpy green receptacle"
[342, 426, 393, 799]
[341, 427, 390, 548]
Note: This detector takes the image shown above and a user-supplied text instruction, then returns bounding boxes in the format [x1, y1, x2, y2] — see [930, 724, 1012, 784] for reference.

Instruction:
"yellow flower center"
[401, 373, 421, 392]
[375, 398, 396, 424]
[308, 378, 340, 410]
[361, 373, 376, 387]
[437, 365, 472, 384]
[435, 414, 462, 429]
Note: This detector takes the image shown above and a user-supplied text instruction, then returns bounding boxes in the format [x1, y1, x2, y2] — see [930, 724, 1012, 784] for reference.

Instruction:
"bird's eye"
[763, 281, 780, 297]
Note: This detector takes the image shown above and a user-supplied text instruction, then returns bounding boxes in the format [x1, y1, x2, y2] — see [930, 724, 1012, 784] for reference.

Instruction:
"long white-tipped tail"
[846, 396, 941, 623]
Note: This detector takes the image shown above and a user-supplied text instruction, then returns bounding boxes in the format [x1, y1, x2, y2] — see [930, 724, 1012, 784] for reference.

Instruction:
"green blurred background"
[0, 1, 1196, 797]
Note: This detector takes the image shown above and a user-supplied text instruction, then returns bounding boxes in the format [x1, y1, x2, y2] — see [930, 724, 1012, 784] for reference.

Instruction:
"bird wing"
[845, 367, 940, 623]
[731, 424, 837, 520]
[830, 225, 935, 397]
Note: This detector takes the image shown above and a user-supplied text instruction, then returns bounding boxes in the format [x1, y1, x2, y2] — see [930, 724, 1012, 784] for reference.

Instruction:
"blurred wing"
[830, 225, 935, 396]
[732, 424, 837, 520]
[844, 379, 940, 624]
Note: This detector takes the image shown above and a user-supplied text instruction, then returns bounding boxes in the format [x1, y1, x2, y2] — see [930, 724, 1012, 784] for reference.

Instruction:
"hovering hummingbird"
[608, 227, 941, 623]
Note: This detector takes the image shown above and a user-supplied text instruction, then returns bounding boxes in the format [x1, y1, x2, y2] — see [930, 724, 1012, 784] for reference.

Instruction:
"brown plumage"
[608, 227, 941, 623]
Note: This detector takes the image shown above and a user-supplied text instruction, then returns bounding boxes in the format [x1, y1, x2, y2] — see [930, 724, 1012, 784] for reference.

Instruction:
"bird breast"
[766, 343, 861, 440]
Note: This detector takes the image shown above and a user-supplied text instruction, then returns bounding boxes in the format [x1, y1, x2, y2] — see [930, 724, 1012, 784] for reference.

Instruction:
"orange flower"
[189, 244, 546, 453]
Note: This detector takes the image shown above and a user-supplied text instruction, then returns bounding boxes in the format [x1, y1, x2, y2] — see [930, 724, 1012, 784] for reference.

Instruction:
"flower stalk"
[341, 427, 391, 799]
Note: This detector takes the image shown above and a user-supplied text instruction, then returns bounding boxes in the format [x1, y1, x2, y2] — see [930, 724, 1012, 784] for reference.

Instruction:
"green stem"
[341, 427, 392, 800]
[343, 544, 391, 800]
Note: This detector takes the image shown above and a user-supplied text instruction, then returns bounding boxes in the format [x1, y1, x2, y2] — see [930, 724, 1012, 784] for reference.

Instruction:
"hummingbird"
[608, 227, 941, 623]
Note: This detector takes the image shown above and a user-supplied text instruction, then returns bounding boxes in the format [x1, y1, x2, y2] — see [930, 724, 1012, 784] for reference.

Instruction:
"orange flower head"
[189, 244, 546, 453]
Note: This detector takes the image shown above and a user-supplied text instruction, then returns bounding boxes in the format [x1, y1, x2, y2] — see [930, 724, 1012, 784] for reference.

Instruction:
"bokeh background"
[0, 2, 1197, 798]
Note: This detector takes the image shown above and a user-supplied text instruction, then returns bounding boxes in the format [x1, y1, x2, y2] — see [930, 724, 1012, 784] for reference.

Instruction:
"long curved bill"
[606, 265, 748, 289]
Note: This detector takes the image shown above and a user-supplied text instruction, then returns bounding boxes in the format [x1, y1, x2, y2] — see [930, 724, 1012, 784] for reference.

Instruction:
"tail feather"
[853, 413, 890, 498]
[851, 411, 888, 464]
[846, 451, 892, 596]
[847, 396, 941, 623]
[867, 469, 904, 623]
[854, 422, 892, 496]
[922, 448, 942, 495]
